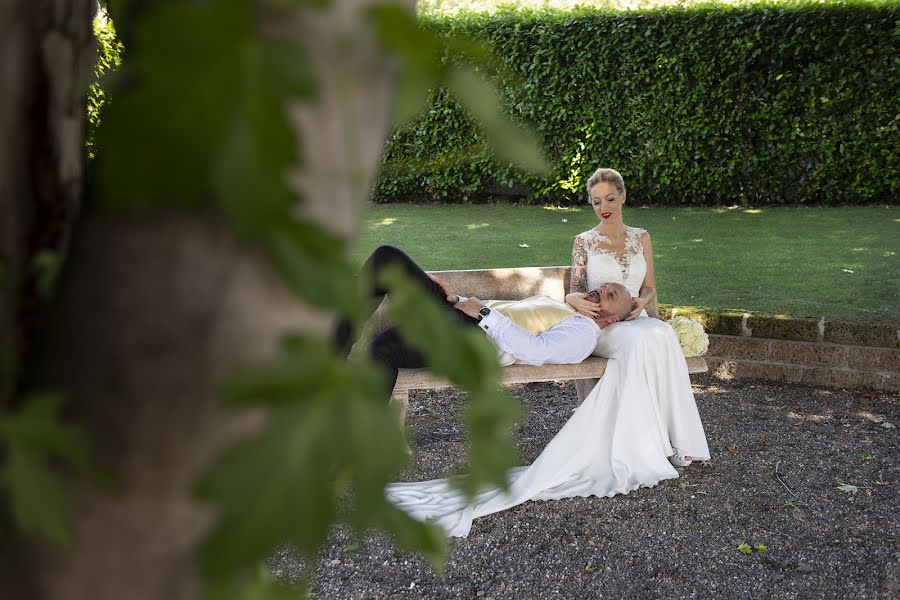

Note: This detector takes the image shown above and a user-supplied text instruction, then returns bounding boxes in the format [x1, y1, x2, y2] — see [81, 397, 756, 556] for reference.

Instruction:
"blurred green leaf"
[28, 250, 62, 302]
[221, 336, 338, 406]
[2, 445, 72, 547]
[203, 562, 306, 600]
[0, 393, 93, 547]
[201, 340, 446, 573]
[264, 222, 361, 318]
[198, 399, 340, 574]
[369, 5, 442, 75]
[95, 0, 251, 210]
[369, 4, 443, 125]
[447, 67, 547, 175]
[461, 386, 522, 497]
[213, 41, 299, 238]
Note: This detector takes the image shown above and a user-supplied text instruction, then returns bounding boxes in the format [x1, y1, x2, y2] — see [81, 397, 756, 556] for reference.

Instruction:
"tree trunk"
[0, 0, 94, 405]
[0, 1, 96, 597]
[1, 0, 411, 598]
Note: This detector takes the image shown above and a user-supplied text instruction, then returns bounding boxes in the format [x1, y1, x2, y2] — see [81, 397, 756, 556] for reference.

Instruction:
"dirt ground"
[270, 374, 899, 599]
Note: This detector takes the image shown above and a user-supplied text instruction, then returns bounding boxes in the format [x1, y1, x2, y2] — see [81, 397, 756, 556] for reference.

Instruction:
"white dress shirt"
[457, 296, 600, 366]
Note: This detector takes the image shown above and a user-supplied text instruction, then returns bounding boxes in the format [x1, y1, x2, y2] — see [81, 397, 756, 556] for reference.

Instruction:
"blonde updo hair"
[585, 168, 626, 197]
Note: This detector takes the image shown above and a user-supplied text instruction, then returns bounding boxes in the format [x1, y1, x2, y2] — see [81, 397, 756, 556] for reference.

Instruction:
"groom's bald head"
[585, 283, 634, 323]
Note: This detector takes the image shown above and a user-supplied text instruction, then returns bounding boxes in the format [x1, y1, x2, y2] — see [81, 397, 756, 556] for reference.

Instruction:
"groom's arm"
[454, 298, 598, 366]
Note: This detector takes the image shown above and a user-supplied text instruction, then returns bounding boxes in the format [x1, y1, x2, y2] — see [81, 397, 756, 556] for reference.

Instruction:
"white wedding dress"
[386, 226, 710, 537]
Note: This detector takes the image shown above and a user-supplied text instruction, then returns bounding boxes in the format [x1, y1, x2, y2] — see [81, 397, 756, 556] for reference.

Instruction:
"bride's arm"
[568, 235, 588, 294]
[565, 236, 600, 318]
[625, 232, 657, 320]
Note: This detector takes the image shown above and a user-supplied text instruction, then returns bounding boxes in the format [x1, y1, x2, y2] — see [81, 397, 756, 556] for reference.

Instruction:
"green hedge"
[374, 1, 898, 205]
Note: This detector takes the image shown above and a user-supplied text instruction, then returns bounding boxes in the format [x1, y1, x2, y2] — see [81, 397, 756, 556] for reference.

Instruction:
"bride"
[386, 168, 711, 538]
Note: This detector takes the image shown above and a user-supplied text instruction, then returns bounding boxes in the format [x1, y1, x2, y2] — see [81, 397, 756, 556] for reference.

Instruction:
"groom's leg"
[335, 245, 477, 354]
[369, 327, 427, 398]
[362, 244, 454, 306]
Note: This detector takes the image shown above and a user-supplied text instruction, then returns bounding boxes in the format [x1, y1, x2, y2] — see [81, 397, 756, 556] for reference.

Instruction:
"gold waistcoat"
[484, 295, 582, 334]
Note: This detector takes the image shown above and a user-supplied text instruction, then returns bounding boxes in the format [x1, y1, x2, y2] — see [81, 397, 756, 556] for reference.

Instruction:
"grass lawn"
[355, 204, 900, 322]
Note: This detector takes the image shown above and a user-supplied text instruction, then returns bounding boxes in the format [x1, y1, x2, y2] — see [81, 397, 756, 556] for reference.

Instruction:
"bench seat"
[394, 355, 708, 393]
[390, 356, 708, 424]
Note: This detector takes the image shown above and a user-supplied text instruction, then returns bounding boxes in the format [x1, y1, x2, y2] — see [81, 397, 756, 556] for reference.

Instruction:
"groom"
[336, 245, 635, 398]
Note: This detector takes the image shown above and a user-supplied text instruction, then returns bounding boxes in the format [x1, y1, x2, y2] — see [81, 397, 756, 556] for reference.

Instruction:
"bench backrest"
[365, 266, 659, 337]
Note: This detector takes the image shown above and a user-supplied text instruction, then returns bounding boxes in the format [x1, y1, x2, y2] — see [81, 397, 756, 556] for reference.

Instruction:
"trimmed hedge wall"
[374, 2, 898, 205]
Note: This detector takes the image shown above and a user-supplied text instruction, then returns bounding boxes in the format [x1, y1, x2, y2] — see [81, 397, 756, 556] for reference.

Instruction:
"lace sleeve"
[570, 235, 588, 294]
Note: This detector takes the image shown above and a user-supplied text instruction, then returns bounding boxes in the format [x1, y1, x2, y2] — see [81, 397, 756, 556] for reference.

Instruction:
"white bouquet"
[668, 316, 709, 357]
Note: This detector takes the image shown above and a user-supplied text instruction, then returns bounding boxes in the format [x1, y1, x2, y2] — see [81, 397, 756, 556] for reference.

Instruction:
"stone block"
[669, 308, 718, 330]
[711, 313, 746, 337]
[799, 367, 864, 389]
[824, 320, 900, 349]
[769, 340, 847, 367]
[705, 358, 803, 384]
[870, 373, 900, 392]
[705, 357, 732, 376]
[707, 335, 769, 361]
[746, 315, 820, 342]
[847, 347, 900, 373]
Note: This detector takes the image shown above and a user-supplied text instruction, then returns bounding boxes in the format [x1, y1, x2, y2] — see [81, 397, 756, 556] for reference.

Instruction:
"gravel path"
[270, 375, 899, 599]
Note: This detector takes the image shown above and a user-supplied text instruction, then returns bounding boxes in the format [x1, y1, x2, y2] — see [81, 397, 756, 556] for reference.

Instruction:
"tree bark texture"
[0, 0, 96, 597]
[0, 0, 95, 404]
[2, 0, 413, 598]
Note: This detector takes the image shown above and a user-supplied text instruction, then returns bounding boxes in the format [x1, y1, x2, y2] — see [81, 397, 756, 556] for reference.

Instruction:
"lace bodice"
[571, 226, 648, 297]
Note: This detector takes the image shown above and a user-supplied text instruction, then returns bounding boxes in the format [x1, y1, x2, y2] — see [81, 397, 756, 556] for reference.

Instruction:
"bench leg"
[390, 389, 409, 427]
[389, 389, 412, 455]
[575, 378, 600, 404]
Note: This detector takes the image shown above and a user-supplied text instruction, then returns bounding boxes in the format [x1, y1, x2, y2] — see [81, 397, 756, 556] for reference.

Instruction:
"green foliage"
[91, 0, 539, 593]
[0, 264, 12, 399]
[87, 10, 124, 158]
[417, 0, 744, 16]
[199, 335, 447, 578]
[28, 250, 62, 303]
[375, 1, 899, 205]
[737, 540, 767, 555]
[0, 393, 92, 547]
[203, 563, 306, 600]
[369, 5, 546, 173]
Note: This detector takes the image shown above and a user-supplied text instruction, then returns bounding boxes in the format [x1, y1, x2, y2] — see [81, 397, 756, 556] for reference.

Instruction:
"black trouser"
[334, 245, 480, 398]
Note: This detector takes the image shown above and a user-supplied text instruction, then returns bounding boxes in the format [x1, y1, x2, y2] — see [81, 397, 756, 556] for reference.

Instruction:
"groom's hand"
[428, 273, 458, 304]
[455, 297, 485, 319]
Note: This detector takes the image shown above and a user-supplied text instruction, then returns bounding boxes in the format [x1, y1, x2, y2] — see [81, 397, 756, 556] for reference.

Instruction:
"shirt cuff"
[477, 307, 505, 331]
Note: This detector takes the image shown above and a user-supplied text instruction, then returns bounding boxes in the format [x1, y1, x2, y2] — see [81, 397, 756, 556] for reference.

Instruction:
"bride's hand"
[624, 295, 651, 320]
[565, 292, 601, 319]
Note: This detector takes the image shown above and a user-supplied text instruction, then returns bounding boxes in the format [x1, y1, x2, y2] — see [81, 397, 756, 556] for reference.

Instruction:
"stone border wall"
[659, 306, 899, 392]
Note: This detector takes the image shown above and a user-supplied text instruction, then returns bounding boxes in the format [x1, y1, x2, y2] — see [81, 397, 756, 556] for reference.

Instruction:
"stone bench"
[357, 266, 708, 423]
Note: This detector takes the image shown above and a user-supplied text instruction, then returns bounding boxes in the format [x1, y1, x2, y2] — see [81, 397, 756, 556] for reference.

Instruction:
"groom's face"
[586, 283, 633, 320]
